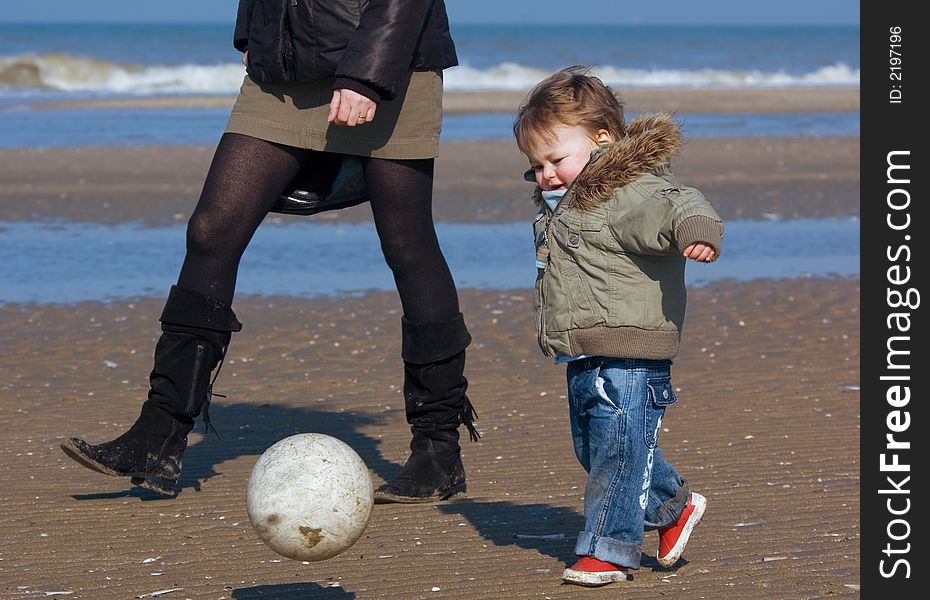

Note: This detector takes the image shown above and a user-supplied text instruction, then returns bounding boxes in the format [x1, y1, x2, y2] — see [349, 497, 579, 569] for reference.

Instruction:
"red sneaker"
[657, 491, 707, 567]
[561, 556, 629, 587]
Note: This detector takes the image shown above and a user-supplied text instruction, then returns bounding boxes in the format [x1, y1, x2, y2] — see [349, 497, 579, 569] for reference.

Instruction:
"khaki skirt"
[224, 70, 443, 160]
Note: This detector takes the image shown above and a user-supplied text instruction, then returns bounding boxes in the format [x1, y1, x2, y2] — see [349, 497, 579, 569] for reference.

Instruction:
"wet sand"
[33, 87, 860, 115]
[0, 137, 859, 226]
[0, 86, 860, 598]
[0, 279, 861, 599]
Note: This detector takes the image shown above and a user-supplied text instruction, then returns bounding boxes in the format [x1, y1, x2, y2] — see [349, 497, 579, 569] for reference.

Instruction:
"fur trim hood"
[533, 113, 682, 211]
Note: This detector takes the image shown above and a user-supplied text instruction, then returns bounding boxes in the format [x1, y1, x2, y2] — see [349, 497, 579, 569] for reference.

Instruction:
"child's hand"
[683, 242, 716, 262]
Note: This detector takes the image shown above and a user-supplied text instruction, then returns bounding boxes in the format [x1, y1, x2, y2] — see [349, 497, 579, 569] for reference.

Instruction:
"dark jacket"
[234, 0, 458, 102]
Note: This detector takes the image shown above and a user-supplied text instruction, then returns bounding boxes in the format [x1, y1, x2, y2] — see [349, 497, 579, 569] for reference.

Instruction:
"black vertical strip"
[861, 1, 925, 596]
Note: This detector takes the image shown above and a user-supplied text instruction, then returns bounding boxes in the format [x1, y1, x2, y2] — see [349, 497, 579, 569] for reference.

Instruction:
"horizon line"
[0, 19, 861, 27]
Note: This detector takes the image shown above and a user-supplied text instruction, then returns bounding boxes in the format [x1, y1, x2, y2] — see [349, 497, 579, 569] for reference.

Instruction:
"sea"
[0, 23, 860, 145]
[0, 23, 860, 303]
[0, 23, 859, 97]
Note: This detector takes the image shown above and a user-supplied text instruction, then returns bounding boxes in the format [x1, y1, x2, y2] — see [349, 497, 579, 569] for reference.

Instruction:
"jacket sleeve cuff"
[675, 215, 723, 261]
[332, 78, 383, 104]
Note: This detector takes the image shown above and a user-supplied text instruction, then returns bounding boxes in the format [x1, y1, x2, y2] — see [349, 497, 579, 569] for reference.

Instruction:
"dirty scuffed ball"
[246, 433, 374, 561]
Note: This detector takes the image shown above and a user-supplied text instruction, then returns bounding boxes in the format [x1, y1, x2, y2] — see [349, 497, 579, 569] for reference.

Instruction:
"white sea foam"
[0, 53, 860, 97]
[444, 62, 860, 90]
[0, 53, 247, 95]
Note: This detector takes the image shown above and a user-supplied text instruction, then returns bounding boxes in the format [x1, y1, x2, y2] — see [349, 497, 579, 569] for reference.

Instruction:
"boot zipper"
[189, 342, 221, 438]
[187, 342, 206, 416]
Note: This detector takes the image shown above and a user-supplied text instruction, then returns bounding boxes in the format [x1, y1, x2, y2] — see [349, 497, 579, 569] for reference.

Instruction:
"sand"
[0, 137, 859, 226]
[0, 87, 860, 598]
[33, 87, 860, 115]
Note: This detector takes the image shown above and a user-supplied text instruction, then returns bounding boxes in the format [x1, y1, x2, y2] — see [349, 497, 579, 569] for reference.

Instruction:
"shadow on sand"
[438, 497, 583, 565]
[65, 403, 689, 574]
[232, 582, 355, 599]
[437, 498, 681, 574]
[70, 399, 402, 501]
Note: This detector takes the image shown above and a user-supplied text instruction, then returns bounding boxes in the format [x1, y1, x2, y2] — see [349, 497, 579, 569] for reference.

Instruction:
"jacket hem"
[567, 327, 681, 360]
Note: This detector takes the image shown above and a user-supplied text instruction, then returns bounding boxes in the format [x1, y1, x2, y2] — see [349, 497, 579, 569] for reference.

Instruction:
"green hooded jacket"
[531, 113, 724, 359]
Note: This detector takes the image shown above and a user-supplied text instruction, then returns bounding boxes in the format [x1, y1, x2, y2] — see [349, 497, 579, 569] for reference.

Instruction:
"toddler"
[513, 66, 722, 587]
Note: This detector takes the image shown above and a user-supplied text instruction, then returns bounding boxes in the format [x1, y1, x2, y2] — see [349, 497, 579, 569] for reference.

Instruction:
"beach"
[0, 84, 862, 599]
[0, 88, 859, 225]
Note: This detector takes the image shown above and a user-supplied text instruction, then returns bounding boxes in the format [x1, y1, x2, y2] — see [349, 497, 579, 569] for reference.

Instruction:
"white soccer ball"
[246, 433, 374, 561]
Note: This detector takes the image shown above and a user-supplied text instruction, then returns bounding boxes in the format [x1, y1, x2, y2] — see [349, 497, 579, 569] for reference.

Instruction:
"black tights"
[177, 133, 460, 323]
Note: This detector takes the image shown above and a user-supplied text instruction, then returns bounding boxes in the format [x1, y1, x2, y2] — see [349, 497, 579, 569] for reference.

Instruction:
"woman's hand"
[682, 242, 716, 262]
[242, 51, 248, 67]
[328, 89, 377, 127]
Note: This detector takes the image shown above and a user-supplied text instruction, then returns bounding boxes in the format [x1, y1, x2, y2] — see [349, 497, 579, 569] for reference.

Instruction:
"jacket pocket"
[567, 268, 606, 329]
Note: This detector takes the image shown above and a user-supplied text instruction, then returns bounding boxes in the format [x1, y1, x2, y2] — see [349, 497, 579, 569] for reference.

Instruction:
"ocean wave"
[444, 62, 861, 90]
[0, 53, 246, 94]
[0, 53, 859, 95]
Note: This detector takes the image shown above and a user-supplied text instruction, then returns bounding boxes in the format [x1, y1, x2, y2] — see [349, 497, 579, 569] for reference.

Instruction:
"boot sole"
[130, 476, 178, 497]
[561, 567, 629, 586]
[60, 439, 178, 497]
[373, 482, 466, 504]
[60, 439, 126, 477]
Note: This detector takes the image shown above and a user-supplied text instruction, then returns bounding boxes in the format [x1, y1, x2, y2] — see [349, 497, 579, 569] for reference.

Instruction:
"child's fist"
[683, 242, 716, 262]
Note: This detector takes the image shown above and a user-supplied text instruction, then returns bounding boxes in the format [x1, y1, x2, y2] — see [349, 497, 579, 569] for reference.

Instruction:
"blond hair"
[513, 65, 626, 154]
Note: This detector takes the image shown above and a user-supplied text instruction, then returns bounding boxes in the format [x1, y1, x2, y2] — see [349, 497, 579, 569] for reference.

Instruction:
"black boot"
[374, 314, 479, 504]
[60, 286, 242, 497]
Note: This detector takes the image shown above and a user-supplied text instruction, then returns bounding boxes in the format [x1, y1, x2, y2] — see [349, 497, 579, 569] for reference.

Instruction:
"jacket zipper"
[282, 3, 297, 81]
[536, 186, 574, 357]
[538, 211, 554, 356]
[539, 276, 550, 356]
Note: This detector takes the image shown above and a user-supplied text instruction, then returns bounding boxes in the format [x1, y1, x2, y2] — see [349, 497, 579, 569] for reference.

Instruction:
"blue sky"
[1, 1, 859, 25]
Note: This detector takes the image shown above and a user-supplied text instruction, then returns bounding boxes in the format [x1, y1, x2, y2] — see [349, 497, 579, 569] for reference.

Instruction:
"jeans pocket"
[643, 376, 676, 448]
[647, 376, 678, 407]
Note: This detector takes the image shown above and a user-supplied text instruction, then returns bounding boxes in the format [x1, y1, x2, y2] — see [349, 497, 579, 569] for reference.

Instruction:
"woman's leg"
[178, 133, 317, 304]
[362, 157, 478, 503]
[61, 134, 323, 496]
[361, 157, 459, 321]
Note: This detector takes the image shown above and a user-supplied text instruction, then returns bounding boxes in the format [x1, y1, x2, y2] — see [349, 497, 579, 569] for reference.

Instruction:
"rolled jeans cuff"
[575, 531, 642, 569]
[645, 479, 692, 531]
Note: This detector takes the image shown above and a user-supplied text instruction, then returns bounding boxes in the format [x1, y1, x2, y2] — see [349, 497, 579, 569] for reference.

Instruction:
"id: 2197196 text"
[889, 26, 902, 104]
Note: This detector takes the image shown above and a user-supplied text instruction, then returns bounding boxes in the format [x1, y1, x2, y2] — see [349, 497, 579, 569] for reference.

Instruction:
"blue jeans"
[566, 357, 691, 569]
